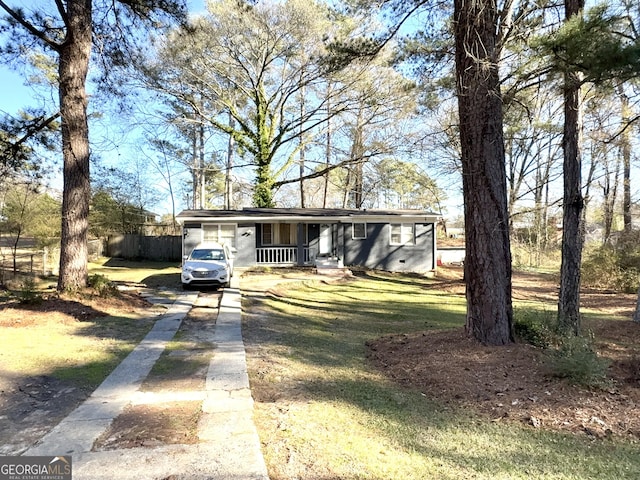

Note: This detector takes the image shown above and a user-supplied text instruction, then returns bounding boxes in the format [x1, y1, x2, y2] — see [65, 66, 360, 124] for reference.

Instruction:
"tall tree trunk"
[354, 159, 364, 209]
[299, 82, 306, 208]
[225, 113, 235, 210]
[558, 0, 585, 335]
[602, 156, 620, 244]
[195, 123, 207, 210]
[191, 123, 198, 209]
[534, 161, 545, 265]
[57, 0, 92, 291]
[342, 169, 351, 208]
[254, 161, 275, 207]
[253, 85, 275, 208]
[454, 0, 514, 345]
[534, 138, 553, 262]
[351, 117, 364, 209]
[199, 122, 205, 209]
[323, 91, 331, 208]
[618, 86, 632, 233]
[634, 284, 640, 323]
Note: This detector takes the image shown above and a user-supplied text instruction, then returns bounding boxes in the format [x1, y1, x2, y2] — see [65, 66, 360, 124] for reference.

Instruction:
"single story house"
[176, 208, 441, 273]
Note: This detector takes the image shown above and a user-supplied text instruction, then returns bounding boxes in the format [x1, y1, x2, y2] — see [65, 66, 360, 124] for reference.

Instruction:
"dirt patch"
[367, 267, 640, 440]
[0, 288, 163, 454]
[239, 268, 330, 297]
[92, 290, 220, 449]
[0, 375, 90, 455]
[140, 292, 219, 394]
[0, 290, 156, 326]
[0, 284, 220, 454]
[92, 401, 202, 450]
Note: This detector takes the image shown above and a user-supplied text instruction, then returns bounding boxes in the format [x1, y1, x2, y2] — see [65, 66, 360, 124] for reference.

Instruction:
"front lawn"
[242, 269, 639, 480]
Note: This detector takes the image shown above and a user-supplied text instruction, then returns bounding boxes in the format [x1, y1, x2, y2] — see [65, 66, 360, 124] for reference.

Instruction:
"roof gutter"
[176, 214, 441, 224]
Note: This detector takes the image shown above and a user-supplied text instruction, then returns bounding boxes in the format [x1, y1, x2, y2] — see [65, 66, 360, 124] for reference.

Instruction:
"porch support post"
[297, 223, 305, 266]
[431, 223, 437, 270]
[336, 222, 345, 263]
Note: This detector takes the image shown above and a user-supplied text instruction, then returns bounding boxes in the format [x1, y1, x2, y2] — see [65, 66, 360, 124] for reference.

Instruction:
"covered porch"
[177, 207, 440, 274]
[255, 245, 311, 265]
[254, 222, 338, 267]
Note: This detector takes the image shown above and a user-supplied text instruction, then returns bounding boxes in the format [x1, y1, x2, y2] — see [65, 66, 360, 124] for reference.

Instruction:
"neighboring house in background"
[139, 210, 160, 235]
[438, 247, 466, 265]
[176, 208, 441, 274]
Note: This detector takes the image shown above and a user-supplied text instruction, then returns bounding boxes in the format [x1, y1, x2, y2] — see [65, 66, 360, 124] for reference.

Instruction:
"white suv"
[181, 242, 234, 289]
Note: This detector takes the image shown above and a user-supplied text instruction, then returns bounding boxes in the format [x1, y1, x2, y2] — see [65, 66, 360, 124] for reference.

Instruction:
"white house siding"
[438, 247, 465, 265]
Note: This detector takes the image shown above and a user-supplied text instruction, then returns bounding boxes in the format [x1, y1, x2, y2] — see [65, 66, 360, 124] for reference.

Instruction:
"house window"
[390, 223, 415, 245]
[262, 224, 273, 245]
[352, 222, 367, 239]
[203, 224, 237, 248]
[262, 223, 297, 245]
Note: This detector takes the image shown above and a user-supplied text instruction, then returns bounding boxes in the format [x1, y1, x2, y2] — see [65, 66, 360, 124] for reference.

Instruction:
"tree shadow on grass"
[0, 296, 107, 323]
[140, 272, 181, 289]
[102, 258, 179, 269]
[312, 377, 640, 479]
[244, 274, 640, 478]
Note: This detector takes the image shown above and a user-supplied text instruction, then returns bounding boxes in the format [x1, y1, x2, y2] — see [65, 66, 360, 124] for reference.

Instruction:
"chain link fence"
[0, 239, 105, 284]
[0, 247, 59, 281]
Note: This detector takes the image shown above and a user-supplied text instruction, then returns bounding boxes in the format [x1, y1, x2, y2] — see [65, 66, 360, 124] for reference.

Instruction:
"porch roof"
[176, 207, 440, 224]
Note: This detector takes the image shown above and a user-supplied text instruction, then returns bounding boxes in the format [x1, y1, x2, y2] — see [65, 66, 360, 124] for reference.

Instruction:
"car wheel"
[182, 283, 191, 290]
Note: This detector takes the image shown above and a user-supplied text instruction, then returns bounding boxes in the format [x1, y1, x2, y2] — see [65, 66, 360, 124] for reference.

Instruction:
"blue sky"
[0, 68, 32, 114]
[0, 0, 465, 218]
[1, 0, 206, 114]
[0, 0, 208, 215]
[190, 0, 206, 14]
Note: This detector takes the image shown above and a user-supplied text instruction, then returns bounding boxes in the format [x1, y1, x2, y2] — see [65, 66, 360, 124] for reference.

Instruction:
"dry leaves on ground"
[367, 268, 640, 440]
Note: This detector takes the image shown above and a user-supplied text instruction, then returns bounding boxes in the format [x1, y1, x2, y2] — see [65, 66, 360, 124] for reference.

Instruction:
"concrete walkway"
[23, 280, 270, 480]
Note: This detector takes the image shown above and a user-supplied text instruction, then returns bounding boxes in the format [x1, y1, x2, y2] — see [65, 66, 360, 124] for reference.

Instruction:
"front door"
[319, 224, 332, 255]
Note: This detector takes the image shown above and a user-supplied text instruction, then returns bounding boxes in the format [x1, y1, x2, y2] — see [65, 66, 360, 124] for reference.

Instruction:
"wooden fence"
[106, 234, 182, 261]
[0, 235, 180, 282]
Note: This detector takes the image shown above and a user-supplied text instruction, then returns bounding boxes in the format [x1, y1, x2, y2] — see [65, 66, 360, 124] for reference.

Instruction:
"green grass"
[143, 331, 214, 385]
[88, 257, 181, 288]
[0, 314, 154, 391]
[244, 271, 640, 480]
[2, 258, 181, 293]
[1, 259, 178, 391]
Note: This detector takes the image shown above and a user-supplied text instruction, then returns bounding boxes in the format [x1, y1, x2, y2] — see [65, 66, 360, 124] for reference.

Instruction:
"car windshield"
[190, 249, 225, 261]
